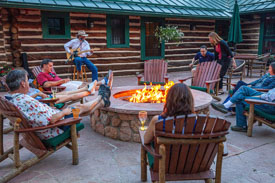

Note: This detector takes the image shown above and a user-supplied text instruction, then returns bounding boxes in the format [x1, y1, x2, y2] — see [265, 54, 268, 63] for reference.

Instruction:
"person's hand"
[189, 63, 193, 68]
[38, 92, 48, 99]
[232, 58, 237, 69]
[70, 50, 74, 55]
[63, 108, 72, 116]
[65, 78, 70, 83]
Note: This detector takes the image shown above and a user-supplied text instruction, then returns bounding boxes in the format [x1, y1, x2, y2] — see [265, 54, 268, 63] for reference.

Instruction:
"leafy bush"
[0, 65, 14, 77]
[155, 26, 184, 45]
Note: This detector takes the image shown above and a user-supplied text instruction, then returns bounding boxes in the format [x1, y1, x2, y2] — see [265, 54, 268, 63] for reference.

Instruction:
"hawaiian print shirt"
[5, 93, 64, 140]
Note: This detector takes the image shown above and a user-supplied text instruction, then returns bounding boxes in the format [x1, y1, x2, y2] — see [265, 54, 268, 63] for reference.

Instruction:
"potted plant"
[155, 25, 184, 46]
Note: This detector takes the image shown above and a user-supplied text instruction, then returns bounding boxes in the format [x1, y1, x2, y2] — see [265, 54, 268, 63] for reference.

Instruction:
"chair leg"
[159, 144, 166, 183]
[14, 119, 21, 168]
[205, 179, 213, 183]
[258, 122, 262, 126]
[83, 66, 88, 82]
[247, 104, 255, 137]
[141, 146, 147, 182]
[215, 142, 224, 183]
[71, 124, 79, 165]
[0, 114, 3, 155]
[73, 66, 76, 81]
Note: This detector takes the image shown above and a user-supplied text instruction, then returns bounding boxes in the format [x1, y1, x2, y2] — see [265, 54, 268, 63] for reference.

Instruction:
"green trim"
[0, 3, 231, 20]
[106, 15, 129, 48]
[141, 17, 165, 60]
[41, 11, 71, 39]
[258, 15, 265, 55]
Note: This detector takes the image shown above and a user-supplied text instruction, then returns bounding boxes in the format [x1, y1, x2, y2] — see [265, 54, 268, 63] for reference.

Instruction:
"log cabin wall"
[0, 7, 8, 68]
[0, 7, 261, 77]
[235, 15, 260, 55]
[165, 18, 215, 72]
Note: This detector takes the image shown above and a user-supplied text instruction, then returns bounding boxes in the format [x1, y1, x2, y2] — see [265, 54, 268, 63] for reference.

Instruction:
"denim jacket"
[250, 73, 275, 89]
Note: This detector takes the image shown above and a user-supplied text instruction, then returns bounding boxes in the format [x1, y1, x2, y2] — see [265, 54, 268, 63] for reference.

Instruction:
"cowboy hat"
[77, 30, 88, 37]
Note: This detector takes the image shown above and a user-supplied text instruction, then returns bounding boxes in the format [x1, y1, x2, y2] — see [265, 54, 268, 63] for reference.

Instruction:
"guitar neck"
[78, 48, 100, 55]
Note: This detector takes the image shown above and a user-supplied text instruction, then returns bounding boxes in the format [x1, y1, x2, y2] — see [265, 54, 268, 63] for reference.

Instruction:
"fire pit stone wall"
[88, 86, 212, 143]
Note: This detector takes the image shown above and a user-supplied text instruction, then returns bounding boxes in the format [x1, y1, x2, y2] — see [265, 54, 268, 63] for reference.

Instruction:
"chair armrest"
[245, 99, 275, 106]
[139, 130, 161, 158]
[254, 88, 270, 92]
[15, 117, 82, 133]
[231, 83, 237, 87]
[205, 78, 220, 84]
[179, 76, 193, 83]
[39, 98, 59, 103]
[42, 86, 66, 94]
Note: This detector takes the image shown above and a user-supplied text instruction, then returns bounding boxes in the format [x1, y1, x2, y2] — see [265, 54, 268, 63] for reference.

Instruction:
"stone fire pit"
[87, 86, 212, 142]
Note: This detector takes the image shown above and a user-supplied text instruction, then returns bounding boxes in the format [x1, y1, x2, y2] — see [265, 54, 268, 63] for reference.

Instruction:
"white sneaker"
[88, 80, 97, 93]
[90, 90, 96, 95]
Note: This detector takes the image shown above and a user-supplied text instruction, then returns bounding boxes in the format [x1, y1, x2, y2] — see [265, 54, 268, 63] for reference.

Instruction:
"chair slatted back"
[32, 66, 57, 78]
[152, 114, 230, 175]
[32, 66, 57, 90]
[0, 75, 9, 91]
[144, 59, 168, 83]
[193, 61, 222, 90]
[0, 96, 47, 157]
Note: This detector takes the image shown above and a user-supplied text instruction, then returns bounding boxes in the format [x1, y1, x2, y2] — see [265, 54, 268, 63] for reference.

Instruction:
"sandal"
[98, 84, 111, 107]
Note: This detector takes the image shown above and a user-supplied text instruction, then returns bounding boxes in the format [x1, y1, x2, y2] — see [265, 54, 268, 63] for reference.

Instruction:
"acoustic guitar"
[66, 48, 100, 63]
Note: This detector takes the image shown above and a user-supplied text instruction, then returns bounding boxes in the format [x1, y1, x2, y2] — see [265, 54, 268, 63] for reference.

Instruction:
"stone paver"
[0, 71, 275, 183]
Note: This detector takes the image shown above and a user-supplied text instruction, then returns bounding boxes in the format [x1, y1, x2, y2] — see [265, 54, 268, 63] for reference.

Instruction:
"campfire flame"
[129, 81, 175, 103]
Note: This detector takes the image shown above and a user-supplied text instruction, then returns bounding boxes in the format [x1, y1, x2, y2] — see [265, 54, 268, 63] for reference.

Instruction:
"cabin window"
[141, 17, 165, 60]
[41, 11, 71, 39]
[107, 15, 129, 48]
[262, 14, 275, 54]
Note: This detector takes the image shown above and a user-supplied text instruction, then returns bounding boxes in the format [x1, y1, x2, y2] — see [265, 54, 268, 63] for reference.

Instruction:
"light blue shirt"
[260, 88, 275, 102]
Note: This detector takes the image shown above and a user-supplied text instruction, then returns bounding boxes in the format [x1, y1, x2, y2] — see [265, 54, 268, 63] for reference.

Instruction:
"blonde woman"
[208, 32, 236, 94]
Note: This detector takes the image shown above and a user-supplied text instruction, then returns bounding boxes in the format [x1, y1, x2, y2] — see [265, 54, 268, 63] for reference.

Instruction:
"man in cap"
[64, 30, 98, 82]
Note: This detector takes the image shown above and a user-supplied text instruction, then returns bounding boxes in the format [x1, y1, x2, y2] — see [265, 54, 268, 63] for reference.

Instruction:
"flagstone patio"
[1, 71, 275, 183]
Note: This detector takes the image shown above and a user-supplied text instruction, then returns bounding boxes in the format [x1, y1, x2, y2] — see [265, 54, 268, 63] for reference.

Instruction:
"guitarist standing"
[64, 30, 98, 81]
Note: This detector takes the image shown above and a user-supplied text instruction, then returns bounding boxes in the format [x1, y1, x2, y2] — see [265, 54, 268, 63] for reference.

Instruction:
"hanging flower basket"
[155, 25, 184, 45]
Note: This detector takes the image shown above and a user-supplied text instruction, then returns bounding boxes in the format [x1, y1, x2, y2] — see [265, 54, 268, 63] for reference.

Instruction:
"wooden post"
[215, 142, 224, 183]
[159, 144, 166, 183]
[70, 124, 79, 165]
[13, 118, 21, 168]
[141, 146, 147, 182]
[247, 104, 255, 137]
[0, 114, 3, 155]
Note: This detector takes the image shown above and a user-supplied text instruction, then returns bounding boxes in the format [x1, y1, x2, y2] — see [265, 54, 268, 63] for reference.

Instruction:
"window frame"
[106, 15, 129, 48]
[258, 13, 275, 54]
[41, 11, 71, 39]
[140, 17, 165, 60]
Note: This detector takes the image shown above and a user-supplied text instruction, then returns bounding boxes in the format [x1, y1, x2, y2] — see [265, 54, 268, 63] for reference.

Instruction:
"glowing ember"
[129, 81, 175, 103]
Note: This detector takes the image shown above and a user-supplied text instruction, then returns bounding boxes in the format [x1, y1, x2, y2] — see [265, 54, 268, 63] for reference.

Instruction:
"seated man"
[211, 86, 275, 132]
[223, 62, 275, 106]
[37, 59, 113, 92]
[189, 45, 214, 76]
[5, 69, 111, 141]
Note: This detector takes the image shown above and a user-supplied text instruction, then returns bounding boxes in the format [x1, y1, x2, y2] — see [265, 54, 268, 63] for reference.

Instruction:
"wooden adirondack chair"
[179, 61, 222, 101]
[139, 114, 231, 183]
[137, 59, 169, 85]
[0, 96, 83, 182]
[244, 99, 275, 137]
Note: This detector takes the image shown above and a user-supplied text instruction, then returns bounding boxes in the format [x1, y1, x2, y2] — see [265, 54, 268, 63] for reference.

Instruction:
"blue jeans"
[74, 57, 98, 81]
[230, 86, 275, 127]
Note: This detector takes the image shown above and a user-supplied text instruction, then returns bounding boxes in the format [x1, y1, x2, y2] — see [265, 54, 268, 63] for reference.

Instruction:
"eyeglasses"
[49, 72, 56, 78]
